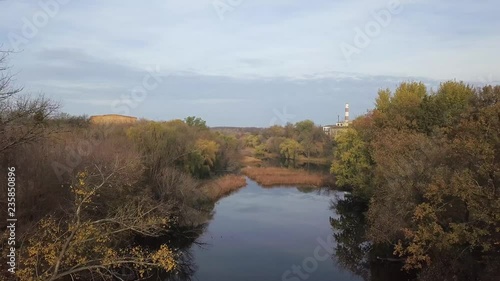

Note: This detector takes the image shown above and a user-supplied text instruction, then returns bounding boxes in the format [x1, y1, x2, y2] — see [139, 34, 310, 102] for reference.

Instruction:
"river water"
[189, 178, 363, 281]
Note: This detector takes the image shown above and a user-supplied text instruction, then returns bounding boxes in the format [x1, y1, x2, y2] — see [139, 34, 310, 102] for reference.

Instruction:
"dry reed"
[202, 175, 248, 200]
[241, 167, 333, 187]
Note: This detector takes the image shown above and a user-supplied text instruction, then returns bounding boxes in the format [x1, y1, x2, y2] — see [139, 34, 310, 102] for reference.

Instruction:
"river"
[188, 177, 363, 281]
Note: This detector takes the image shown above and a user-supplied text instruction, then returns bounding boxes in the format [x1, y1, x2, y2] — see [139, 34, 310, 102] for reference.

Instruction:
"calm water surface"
[190, 178, 362, 281]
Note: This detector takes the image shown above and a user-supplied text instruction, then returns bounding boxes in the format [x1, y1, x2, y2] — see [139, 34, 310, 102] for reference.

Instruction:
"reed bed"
[202, 175, 248, 201]
[241, 155, 262, 165]
[241, 167, 333, 187]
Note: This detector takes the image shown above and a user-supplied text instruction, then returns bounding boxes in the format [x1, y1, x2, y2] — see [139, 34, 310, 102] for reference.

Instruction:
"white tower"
[344, 103, 349, 124]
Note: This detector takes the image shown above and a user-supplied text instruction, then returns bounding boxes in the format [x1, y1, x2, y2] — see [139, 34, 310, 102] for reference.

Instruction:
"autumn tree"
[393, 86, 500, 276]
[127, 120, 197, 178]
[373, 82, 427, 130]
[17, 164, 177, 281]
[331, 81, 500, 280]
[187, 139, 220, 178]
[279, 138, 302, 161]
[295, 120, 316, 159]
[265, 136, 286, 155]
[213, 132, 241, 173]
[262, 125, 285, 139]
[330, 128, 373, 200]
[244, 134, 261, 148]
[367, 129, 443, 243]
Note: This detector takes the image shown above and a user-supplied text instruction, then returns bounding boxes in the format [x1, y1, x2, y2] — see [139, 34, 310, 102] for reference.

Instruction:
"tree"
[187, 139, 220, 178]
[0, 50, 21, 101]
[279, 138, 302, 161]
[331, 128, 373, 200]
[17, 166, 177, 281]
[263, 125, 285, 138]
[254, 144, 267, 158]
[332, 82, 500, 279]
[373, 82, 428, 130]
[213, 132, 241, 173]
[127, 120, 195, 178]
[375, 88, 391, 113]
[367, 129, 442, 244]
[244, 134, 260, 148]
[184, 116, 208, 130]
[295, 120, 315, 134]
[393, 86, 500, 272]
[265, 136, 286, 155]
[0, 51, 59, 153]
[295, 120, 322, 159]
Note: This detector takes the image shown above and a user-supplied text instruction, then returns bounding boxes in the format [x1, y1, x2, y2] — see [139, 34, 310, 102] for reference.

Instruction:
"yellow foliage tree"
[17, 169, 177, 281]
[186, 139, 220, 178]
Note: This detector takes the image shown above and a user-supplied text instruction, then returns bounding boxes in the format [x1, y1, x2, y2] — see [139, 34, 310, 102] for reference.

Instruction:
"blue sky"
[0, 0, 499, 126]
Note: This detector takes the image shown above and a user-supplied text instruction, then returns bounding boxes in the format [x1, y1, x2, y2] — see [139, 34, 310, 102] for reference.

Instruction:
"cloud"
[0, 0, 498, 126]
[9, 47, 441, 126]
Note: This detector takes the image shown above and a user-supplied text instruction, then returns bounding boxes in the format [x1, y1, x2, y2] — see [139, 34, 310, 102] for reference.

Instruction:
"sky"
[0, 0, 499, 126]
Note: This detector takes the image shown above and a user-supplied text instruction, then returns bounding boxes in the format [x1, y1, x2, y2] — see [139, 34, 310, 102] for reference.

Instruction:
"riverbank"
[241, 167, 334, 187]
[202, 175, 248, 201]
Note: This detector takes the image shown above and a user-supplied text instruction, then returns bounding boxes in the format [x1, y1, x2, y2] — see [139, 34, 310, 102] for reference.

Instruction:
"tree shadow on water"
[136, 223, 210, 281]
[329, 194, 414, 281]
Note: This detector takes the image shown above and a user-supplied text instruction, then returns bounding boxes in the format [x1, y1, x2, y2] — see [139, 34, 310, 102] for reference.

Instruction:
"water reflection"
[262, 158, 331, 173]
[141, 225, 205, 281]
[187, 179, 360, 281]
[148, 183, 496, 281]
[329, 194, 413, 281]
[330, 194, 371, 280]
[149, 181, 414, 281]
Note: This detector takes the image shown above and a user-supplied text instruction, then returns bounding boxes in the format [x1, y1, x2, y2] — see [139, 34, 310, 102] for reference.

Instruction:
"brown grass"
[202, 175, 248, 201]
[241, 155, 262, 165]
[241, 167, 333, 187]
[296, 156, 330, 165]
